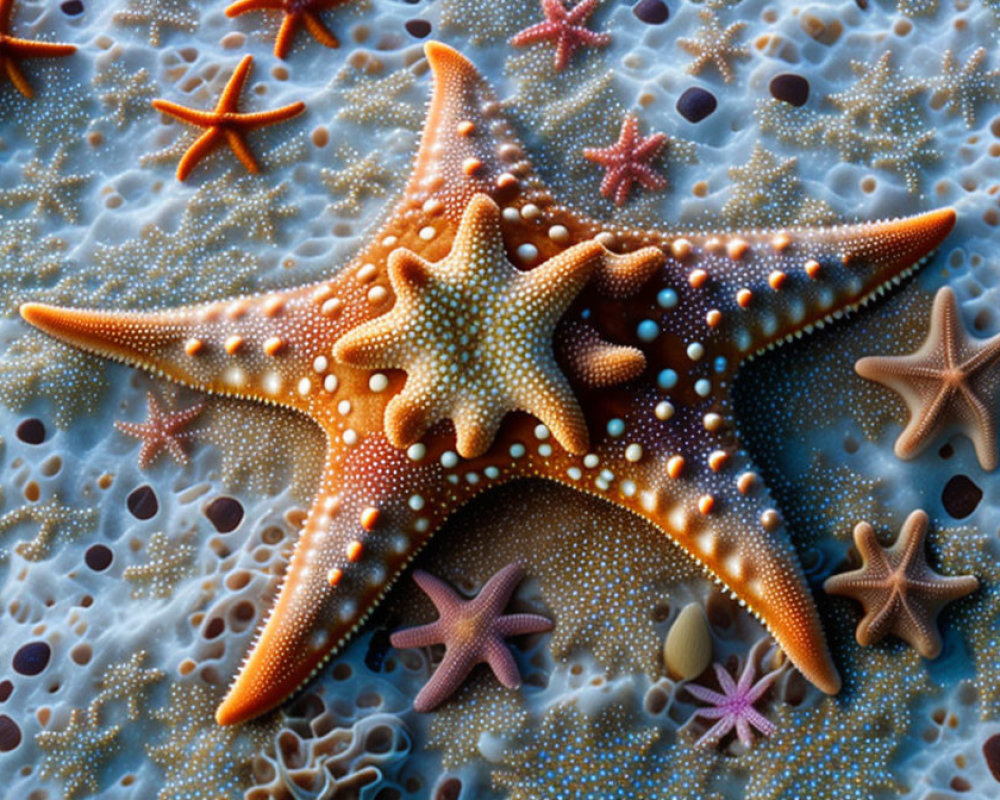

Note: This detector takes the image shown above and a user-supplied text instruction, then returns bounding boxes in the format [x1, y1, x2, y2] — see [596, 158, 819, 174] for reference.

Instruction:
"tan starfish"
[856, 287, 1000, 470]
[677, 10, 747, 84]
[824, 510, 978, 658]
[0, 0, 75, 98]
[151, 54, 305, 181]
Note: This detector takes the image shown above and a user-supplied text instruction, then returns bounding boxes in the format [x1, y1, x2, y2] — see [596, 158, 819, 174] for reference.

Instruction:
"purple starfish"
[682, 638, 782, 749]
[389, 563, 553, 712]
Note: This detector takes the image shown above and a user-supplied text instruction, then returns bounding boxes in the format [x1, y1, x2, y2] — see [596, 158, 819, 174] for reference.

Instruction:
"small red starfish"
[509, 0, 610, 71]
[583, 114, 669, 206]
[225, 0, 350, 59]
[0, 0, 75, 98]
[389, 563, 553, 712]
[115, 393, 205, 469]
[151, 54, 305, 181]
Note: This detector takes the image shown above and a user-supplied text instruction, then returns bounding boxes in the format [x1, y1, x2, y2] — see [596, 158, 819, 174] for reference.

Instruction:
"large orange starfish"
[225, 0, 351, 59]
[0, 0, 75, 98]
[21, 42, 956, 726]
[151, 54, 305, 181]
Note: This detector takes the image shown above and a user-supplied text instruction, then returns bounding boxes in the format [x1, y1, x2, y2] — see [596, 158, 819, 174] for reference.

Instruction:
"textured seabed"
[2, 0, 1000, 798]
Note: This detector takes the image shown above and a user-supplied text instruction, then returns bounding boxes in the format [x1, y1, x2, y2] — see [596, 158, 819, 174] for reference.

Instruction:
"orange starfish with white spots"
[21, 42, 956, 725]
[0, 0, 75, 98]
[225, 0, 351, 59]
[151, 54, 305, 181]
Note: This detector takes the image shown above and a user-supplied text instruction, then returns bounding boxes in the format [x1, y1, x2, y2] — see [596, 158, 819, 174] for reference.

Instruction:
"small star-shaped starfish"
[856, 287, 1000, 470]
[931, 47, 1000, 129]
[824, 510, 978, 658]
[151, 54, 305, 181]
[583, 114, 668, 206]
[334, 192, 654, 459]
[677, 10, 748, 84]
[509, 0, 611, 72]
[114, 392, 204, 468]
[683, 638, 782, 749]
[0, 0, 75, 98]
[389, 563, 553, 712]
[225, 0, 350, 60]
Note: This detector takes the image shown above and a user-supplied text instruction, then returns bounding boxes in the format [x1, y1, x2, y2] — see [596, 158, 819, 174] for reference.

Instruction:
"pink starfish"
[389, 563, 553, 712]
[509, 0, 611, 71]
[682, 638, 783, 749]
[114, 393, 204, 468]
[583, 114, 669, 206]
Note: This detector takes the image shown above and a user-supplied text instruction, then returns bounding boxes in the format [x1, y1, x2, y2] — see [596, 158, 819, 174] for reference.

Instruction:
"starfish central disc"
[334, 193, 606, 459]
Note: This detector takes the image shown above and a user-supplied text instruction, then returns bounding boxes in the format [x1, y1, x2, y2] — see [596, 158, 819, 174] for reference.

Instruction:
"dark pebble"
[434, 777, 463, 800]
[984, 734, 1000, 781]
[769, 73, 810, 107]
[0, 715, 20, 752]
[365, 628, 392, 672]
[13, 641, 50, 676]
[127, 485, 158, 520]
[205, 496, 243, 533]
[85, 544, 113, 571]
[15, 418, 45, 445]
[942, 474, 983, 519]
[676, 87, 716, 122]
[939, 443, 955, 459]
[60, 0, 84, 14]
[405, 19, 431, 38]
[203, 617, 225, 640]
[0, 681, 12, 703]
[633, 0, 669, 24]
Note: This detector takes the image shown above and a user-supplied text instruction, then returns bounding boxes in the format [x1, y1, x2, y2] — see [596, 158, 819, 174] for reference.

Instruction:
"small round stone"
[127, 485, 158, 520]
[60, 0, 84, 14]
[85, 544, 113, 572]
[633, 0, 669, 24]
[404, 19, 431, 38]
[0, 681, 12, 702]
[769, 73, 810, 107]
[205, 497, 244, 533]
[15, 418, 45, 444]
[676, 87, 717, 123]
[0, 715, 20, 752]
[983, 734, 1000, 782]
[13, 641, 50, 676]
[663, 603, 712, 680]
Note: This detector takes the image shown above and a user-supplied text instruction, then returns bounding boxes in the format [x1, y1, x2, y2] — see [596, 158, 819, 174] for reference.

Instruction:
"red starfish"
[151, 54, 305, 181]
[509, 0, 610, 71]
[0, 0, 75, 98]
[225, 0, 350, 60]
[583, 114, 669, 206]
[114, 393, 204, 469]
[390, 563, 553, 712]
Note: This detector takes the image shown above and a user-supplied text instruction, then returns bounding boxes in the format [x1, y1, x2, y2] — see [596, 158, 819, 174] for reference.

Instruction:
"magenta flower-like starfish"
[509, 0, 611, 71]
[683, 638, 782, 749]
[389, 563, 553, 712]
[114, 392, 204, 469]
[583, 114, 669, 206]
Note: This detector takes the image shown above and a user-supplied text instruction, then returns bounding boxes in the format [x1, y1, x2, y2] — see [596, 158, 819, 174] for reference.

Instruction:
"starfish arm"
[224, 0, 286, 15]
[694, 717, 736, 747]
[302, 11, 339, 48]
[509, 21, 560, 47]
[235, 102, 307, 128]
[151, 99, 220, 127]
[483, 635, 522, 689]
[164, 438, 191, 465]
[411, 568, 465, 614]
[713, 662, 737, 695]
[745, 669, 781, 702]
[470, 562, 524, 612]
[3, 37, 76, 58]
[957, 381, 1000, 470]
[389, 619, 445, 649]
[412, 647, 476, 712]
[744, 707, 776, 737]
[683, 683, 729, 707]
[495, 612, 554, 637]
[223, 128, 260, 173]
[559, 322, 646, 387]
[218, 55, 254, 111]
[3, 54, 32, 98]
[18, 284, 358, 418]
[734, 717, 754, 748]
[272, 12, 300, 59]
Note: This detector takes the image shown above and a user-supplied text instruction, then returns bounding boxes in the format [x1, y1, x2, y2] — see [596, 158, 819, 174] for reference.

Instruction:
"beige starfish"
[856, 287, 1000, 470]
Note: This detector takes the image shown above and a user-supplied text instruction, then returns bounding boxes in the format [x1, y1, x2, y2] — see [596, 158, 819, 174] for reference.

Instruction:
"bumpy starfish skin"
[151, 54, 305, 180]
[856, 287, 1000, 471]
[225, 0, 350, 59]
[389, 563, 554, 712]
[115, 392, 204, 468]
[509, 0, 610, 72]
[824, 510, 978, 658]
[0, 0, 75, 98]
[583, 113, 668, 206]
[21, 42, 956, 725]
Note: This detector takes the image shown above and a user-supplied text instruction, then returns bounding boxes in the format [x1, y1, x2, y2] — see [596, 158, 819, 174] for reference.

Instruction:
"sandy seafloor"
[2, 0, 1000, 798]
